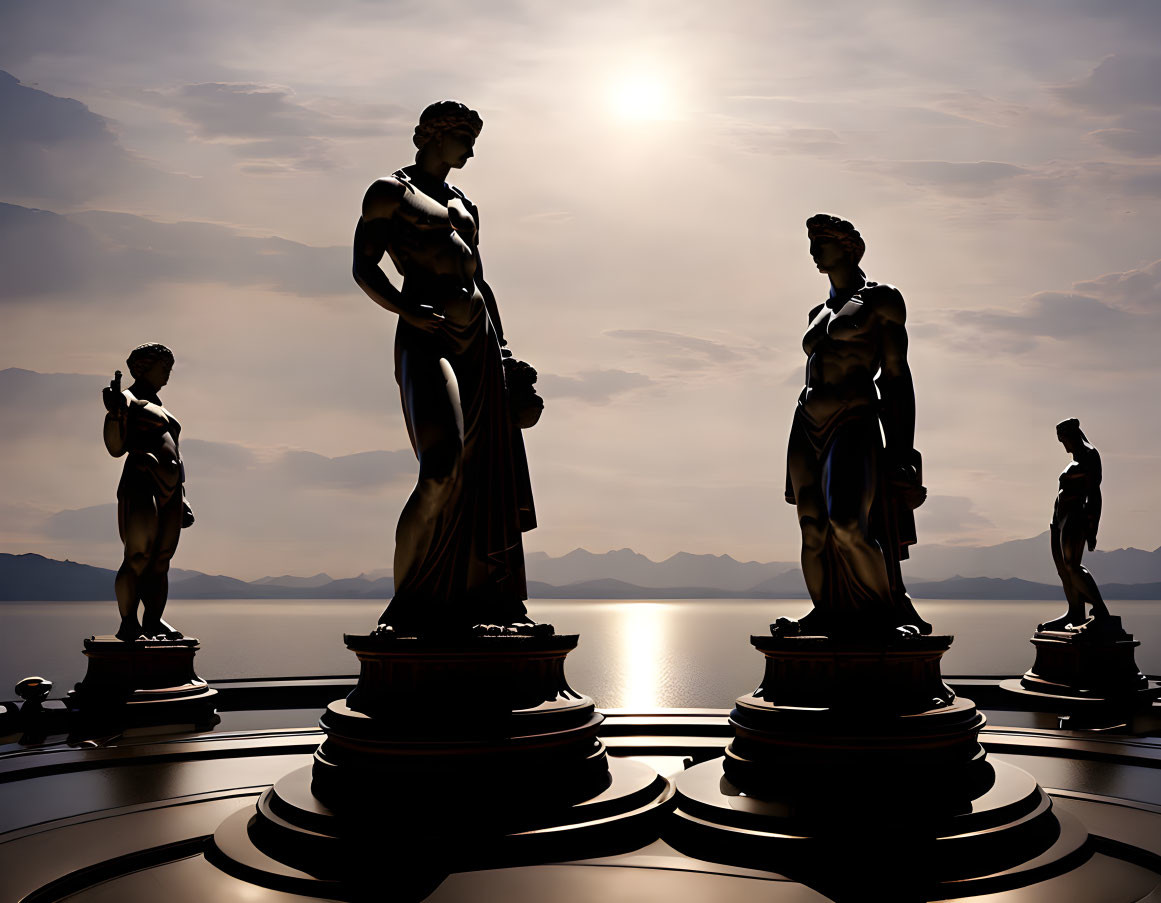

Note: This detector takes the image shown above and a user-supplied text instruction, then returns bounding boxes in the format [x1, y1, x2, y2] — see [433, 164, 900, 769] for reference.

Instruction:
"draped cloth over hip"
[384, 292, 536, 631]
[787, 399, 916, 614]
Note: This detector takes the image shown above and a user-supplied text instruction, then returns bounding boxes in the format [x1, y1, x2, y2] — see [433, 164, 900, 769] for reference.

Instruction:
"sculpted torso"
[121, 390, 182, 495]
[800, 283, 905, 426]
[1055, 456, 1096, 521]
[361, 175, 483, 325]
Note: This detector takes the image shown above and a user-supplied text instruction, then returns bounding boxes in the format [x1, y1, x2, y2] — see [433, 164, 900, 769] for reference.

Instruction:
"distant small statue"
[775, 214, 929, 639]
[102, 343, 193, 642]
[352, 101, 545, 637]
[1039, 419, 1112, 633]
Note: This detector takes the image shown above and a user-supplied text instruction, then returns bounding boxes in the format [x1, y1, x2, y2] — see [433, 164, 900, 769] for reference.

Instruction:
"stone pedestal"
[66, 636, 218, 732]
[209, 632, 673, 895]
[670, 634, 1088, 896]
[1002, 617, 1160, 730]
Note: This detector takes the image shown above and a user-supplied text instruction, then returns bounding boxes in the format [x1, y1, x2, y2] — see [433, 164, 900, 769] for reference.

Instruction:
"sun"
[609, 72, 675, 121]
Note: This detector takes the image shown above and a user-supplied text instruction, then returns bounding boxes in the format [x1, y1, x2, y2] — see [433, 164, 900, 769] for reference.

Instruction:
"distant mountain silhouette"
[4, 546, 1160, 601]
[525, 549, 798, 591]
[251, 573, 335, 588]
[907, 532, 1161, 585]
[0, 553, 115, 600]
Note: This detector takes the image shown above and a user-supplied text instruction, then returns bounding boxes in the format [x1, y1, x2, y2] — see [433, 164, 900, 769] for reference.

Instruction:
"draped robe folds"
[380, 178, 536, 633]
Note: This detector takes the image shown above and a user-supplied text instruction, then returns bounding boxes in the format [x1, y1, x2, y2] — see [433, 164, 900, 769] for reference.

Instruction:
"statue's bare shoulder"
[864, 282, 906, 325]
[361, 177, 407, 223]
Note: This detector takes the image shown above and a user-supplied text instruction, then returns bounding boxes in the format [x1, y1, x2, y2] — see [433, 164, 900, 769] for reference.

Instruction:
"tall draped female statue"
[352, 101, 543, 636]
[778, 214, 929, 638]
[102, 343, 194, 642]
[1040, 419, 1111, 632]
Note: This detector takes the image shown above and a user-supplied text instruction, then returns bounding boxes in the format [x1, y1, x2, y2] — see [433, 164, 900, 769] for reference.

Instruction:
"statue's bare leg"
[382, 348, 464, 629]
[1043, 522, 1087, 629]
[779, 422, 829, 635]
[115, 487, 157, 641]
[1060, 525, 1109, 622]
[140, 495, 183, 639]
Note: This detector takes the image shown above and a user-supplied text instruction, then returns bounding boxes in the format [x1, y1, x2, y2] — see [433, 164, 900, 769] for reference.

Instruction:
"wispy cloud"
[537, 368, 653, 405]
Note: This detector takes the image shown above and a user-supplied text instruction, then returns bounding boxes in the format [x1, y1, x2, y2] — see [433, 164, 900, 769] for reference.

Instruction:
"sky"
[1, 0, 1160, 580]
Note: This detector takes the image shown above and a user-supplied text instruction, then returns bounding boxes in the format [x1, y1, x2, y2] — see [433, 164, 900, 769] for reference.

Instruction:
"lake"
[1, 599, 1158, 709]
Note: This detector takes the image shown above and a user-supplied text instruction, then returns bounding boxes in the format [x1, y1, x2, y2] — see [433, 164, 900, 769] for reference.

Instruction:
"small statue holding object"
[1040, 419, 1112, 632]
[102, 343, 194, 642]
[777, 214, 929, 638]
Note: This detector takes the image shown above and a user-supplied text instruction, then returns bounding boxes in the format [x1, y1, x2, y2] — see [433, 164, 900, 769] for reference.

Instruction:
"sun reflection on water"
[615, 602, 669, 711]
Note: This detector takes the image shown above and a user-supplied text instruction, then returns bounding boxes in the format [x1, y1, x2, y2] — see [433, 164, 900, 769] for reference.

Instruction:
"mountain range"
[3, 531, 1160, 601]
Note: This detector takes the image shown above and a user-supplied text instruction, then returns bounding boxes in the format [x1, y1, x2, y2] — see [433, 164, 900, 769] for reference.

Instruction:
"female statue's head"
[1056, 418, 1093, 455]
[806, 213, 866, 277]
[413, 101, 483, 169]
[127, 342, 175, 389]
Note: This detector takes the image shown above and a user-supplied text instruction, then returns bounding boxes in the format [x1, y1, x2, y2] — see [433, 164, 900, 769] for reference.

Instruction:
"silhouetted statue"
[102, 343, 194, 642]
[777, 214, 929, 638]
[1039, 419, 1112, 632]
[353, 101, 543, 636]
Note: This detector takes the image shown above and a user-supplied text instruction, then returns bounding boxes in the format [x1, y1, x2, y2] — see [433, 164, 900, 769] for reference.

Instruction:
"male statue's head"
[413, 101, 483, 170]
[1056, 417, 1089, 455]
[127, 342, 175, 391]
[806, 213, 866, 277]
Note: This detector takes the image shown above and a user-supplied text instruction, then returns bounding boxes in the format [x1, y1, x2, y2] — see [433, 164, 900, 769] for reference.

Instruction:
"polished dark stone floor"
[2, 681, 1159, 902]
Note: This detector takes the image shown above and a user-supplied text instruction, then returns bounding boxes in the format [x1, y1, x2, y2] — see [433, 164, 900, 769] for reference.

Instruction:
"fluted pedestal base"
[1017, 619, 1150, 698]
[209, 632, 672, 894]
[671, 634, 1087, 895]
[1003, 619, 1160, 730]
[66, 635, 218, 733]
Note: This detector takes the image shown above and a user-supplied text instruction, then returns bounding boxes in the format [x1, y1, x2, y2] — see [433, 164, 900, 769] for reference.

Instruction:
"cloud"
[44, 504, 116, 541]
[1090, 110, 1161, 157]
[537, 369, 653, 405]
[1073, 258, 1161, 312]
[606, 329, 744, 366]
[143, 82, 409, 173]
[725, 122, 846, 156]
[848, 160, 1030, 196]
[1058, 54, 1161, 158]
[932, 259, 1161, 367]
[914, 495, 993, 537]
[177, 439, 414, 491]
[270, 449, 416, 489]
[0, 70, 177, 206]
[1057, 53, 1161, 114]
[0, 203, 349, 300]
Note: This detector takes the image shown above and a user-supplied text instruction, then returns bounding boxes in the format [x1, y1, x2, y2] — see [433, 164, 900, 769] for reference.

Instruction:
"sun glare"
[610, 72, 674, 121]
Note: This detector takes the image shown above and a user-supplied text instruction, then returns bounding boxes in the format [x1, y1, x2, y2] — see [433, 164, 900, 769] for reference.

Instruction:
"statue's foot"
[471, 620, 554, 637]
[141, 620, 183, 641]
[895, 596, 932, 635]
[1071, 615, 1126, 640]
[1037, 613, 1075, 632]
[771, 608, 832, 637]
[115, 618, 143, 643]
[770, 617, 803, 637]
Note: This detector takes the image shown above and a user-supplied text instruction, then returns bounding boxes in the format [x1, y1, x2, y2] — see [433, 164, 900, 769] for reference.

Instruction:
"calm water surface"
[2, 599, 1157, 709]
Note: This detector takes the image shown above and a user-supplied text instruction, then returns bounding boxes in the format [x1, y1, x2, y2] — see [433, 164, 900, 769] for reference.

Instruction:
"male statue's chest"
[803, 299, 877, 356]
[396, 191, 476, 245]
